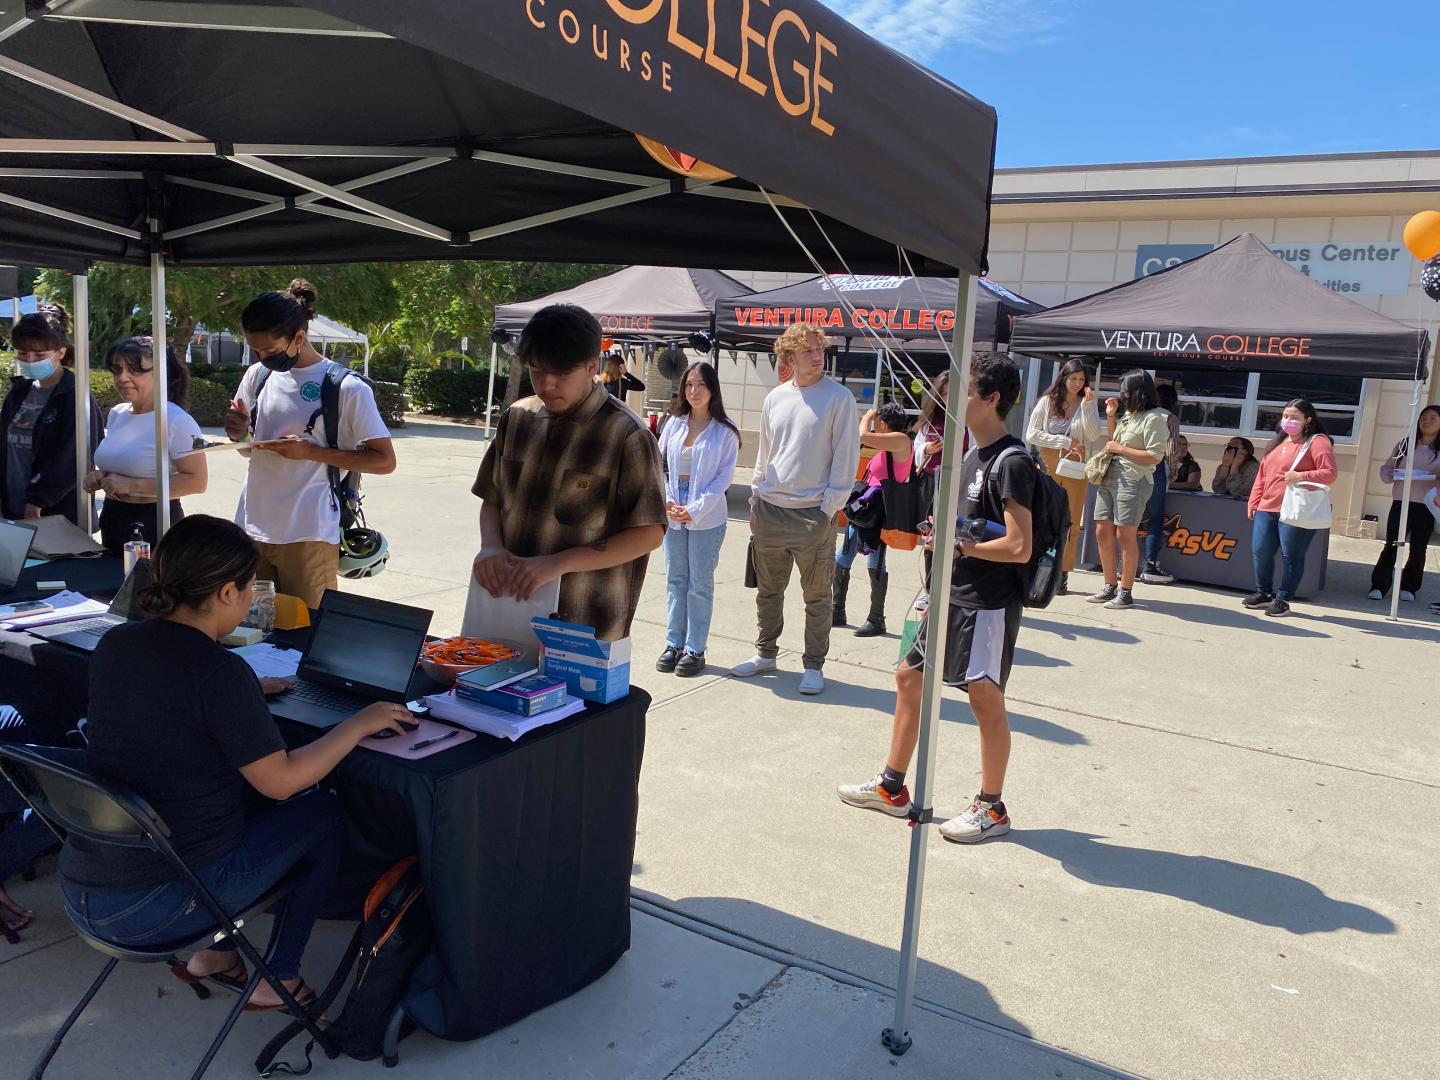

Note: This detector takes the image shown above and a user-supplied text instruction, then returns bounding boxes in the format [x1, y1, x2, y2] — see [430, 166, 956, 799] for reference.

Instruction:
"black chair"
[0, 743, 338, 1079]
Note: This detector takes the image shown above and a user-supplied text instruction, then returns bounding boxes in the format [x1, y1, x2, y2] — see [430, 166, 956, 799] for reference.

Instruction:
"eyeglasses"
[107, 361, 153, 376]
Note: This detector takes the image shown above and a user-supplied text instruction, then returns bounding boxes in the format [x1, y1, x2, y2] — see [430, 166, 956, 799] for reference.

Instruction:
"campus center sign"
[1135, 242, 1412, 295]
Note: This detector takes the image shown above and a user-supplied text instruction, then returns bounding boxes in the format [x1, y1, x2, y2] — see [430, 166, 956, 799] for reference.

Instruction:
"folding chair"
[0, 743, 338, 1079]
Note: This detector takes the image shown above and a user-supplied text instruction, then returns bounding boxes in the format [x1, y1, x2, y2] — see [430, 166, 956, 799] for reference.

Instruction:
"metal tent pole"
[484, 341, 498, 438]
[1388, 379, 1425, 621]
[363, 336, 371, 379]
[151, 250, 171, 537]
[873, 348, 883, 409]
[72, 271, 91, 528]
[883, 272, 978, 1057]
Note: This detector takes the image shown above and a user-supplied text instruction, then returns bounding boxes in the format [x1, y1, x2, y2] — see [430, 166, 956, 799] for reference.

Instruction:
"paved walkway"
[4, 418, 1435, 1078]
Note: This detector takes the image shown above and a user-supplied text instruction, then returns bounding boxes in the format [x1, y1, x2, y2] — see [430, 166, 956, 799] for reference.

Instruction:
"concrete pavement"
[4, 417, 1436, 1078]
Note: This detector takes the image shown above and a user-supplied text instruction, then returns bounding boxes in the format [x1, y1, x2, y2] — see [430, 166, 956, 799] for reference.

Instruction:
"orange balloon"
[1403, 211, 1440, 261]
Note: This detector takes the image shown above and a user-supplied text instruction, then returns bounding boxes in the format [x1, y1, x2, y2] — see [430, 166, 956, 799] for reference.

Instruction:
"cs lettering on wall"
[1157, 514, 1237, 561]
[523, 0, 838, 135]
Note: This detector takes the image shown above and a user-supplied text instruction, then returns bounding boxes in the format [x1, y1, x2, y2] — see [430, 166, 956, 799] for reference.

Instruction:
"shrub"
[403, 367, 492, 416]
[90, 369, 122, 412]
[189, 364, 245, 396]
[358, 343, 411, 385]
[372, 380, 406, 429]
[186, 378, 233, 427]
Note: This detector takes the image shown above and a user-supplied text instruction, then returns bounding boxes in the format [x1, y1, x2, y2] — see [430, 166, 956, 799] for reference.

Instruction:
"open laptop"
[0, 519, 37, 594]
[30, 559, 152, 650]
[268, 590, 433, 729]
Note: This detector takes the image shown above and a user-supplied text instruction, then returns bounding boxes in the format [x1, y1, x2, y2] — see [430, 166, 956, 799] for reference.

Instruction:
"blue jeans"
[664, 523, 726, 653]
[835, 524, 887, 573]
[1143, 460, 1169, 564]
[62, 791, 343, 980]
[1251, 510, 1317, 601]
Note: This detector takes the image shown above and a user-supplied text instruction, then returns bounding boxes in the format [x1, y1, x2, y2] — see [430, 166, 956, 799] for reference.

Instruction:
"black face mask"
[259, 344, 300, 372]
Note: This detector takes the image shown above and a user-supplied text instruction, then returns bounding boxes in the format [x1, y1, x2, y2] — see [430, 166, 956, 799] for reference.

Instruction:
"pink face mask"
[1280, 418, 1304, 436]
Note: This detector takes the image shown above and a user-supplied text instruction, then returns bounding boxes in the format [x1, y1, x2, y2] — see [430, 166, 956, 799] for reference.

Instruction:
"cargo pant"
[751, 498, 836, 670]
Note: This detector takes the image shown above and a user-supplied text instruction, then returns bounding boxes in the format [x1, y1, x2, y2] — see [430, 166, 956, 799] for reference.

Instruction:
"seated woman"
[1168, 436, 1204, 491]
[85, 337, 208, 554]
[58, 515, 410, 1010]
[1211, 437, 1259, 498]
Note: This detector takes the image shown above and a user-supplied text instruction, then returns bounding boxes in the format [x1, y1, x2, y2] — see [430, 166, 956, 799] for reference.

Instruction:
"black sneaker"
[675, 650, 706, 677]
[1265, 598, 1291, 618]
[1086, 584, 1118, 605]
[1242, 591, 1274, 609]
[656, 646, 682, 673]
[1103, 588, 1134, 610]
[1139, 562, 1174, 585]
[1057, 572, 1069, 596]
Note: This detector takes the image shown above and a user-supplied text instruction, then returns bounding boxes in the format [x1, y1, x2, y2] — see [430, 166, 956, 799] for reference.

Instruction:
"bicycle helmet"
[339, 527, 389, 579]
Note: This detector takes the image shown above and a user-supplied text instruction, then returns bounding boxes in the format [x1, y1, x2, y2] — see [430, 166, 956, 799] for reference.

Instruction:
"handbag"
[1279, 437, 1332, 530]
[879, 453, 926, 551]
[1055, 449, 1088, 480]
[1083, 449, 1114, 485]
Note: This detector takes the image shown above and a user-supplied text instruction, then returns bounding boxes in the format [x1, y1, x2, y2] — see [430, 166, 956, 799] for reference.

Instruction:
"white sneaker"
[837, 774, 911, 817]
[1401, 591, 1416, 602]
[938, 798, 1010, 844]
[798, 668, 825, 695]
[1367, 589, 1383, 600]
[731, 655, 777, 678]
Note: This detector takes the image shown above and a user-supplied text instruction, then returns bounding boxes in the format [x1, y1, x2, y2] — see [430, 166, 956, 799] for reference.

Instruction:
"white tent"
[236, 313, 371, 374]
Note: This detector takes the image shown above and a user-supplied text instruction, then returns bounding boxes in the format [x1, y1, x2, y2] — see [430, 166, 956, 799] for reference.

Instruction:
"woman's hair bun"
[135, 581, 177, 618]
[286, 279, 318, 318]
[37, 301, 70, 332]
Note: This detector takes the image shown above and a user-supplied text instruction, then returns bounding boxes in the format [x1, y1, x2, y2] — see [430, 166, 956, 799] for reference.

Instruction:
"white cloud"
[824, 0, 1060, 60]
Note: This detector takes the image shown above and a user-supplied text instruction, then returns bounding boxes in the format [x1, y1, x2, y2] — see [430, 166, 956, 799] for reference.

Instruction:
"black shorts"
[904, 600, 1023, 691]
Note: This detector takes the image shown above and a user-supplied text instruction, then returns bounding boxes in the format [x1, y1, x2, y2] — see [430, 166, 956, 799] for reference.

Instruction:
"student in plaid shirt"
[472, 304, 667, 640]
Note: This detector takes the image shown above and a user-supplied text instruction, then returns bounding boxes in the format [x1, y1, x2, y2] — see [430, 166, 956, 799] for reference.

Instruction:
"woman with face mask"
[223, 280, 395, 607]
[1244, 399, 1338, 617]
[85, 337, 208, 554]
[1, 303, 103, 526]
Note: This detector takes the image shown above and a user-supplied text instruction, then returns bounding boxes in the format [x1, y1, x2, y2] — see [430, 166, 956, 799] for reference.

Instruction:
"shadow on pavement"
[1013, 829, 1397, 934]
[636, 889, 1033, 1039]
[1312, 613, 1440, 643]
[1021, 617, 1140, 645]
[1137, 598, 1331, 638]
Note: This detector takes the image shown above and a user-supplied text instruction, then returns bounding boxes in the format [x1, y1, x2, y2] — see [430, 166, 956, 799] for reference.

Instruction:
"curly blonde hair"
[773, 323, 829, 364]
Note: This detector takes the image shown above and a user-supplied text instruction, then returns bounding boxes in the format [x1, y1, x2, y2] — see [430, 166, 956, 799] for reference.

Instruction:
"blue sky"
[828, 0, 1440, 167]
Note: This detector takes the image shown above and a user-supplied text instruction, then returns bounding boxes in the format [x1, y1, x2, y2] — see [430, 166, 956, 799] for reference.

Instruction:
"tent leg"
[151, 251, 171, 537]
[484, 342, 498, 439]
[363, 339, 371, 379]
[873, 348, 882, 409]
[1388, 380, 1425, 622]
[72, 272, 91, 529]
[884, 273, 978, 1056]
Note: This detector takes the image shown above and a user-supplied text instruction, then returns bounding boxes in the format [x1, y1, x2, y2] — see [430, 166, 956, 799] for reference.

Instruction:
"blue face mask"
[17, 357, 56, 381]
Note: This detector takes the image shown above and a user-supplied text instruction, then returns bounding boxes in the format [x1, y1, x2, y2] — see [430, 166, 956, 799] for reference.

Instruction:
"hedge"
[403, 367, 492, 416]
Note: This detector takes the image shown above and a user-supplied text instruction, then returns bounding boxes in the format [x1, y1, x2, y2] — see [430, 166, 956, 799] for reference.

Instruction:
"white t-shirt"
[234, 360, 389, 545]
[94, 402, 202, 479]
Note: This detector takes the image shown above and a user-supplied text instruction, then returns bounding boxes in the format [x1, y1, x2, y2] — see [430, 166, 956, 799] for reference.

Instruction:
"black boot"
[832, 566, 850, 626]
[854, 570, 888, 637]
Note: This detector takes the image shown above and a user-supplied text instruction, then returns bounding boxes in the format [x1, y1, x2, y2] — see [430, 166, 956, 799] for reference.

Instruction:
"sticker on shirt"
[299, 381, 323, 402]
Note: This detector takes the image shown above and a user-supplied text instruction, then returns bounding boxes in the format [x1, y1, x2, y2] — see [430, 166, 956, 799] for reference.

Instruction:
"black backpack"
[257, 857, 433, 1075]
[250, 362, 369, 534]
[984, 446, 1071, 610]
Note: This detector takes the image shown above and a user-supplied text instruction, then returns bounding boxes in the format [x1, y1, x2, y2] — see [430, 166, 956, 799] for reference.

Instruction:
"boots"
[831, 566, 850, 626]
[854, 570, 888, 637]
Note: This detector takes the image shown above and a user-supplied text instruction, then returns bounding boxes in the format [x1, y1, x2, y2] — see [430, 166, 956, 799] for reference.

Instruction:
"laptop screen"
[299, 591, 433, 699]
[0, 520, 36, 589]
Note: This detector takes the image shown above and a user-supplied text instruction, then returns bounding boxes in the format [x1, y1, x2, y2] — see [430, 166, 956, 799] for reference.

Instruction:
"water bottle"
[122, 524, 150, 575]
[247, 580, 276, 634]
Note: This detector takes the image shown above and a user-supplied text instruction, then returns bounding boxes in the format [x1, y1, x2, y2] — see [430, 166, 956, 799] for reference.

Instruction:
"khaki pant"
[256, 541, 340, 610]
[751, 499, 836, 669]
[1039, 447, 1087, 573]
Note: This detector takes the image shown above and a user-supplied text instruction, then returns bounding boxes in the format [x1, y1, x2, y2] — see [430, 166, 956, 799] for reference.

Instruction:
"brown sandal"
[243, 978, 317, 1016]
[169, 956, 248, 993]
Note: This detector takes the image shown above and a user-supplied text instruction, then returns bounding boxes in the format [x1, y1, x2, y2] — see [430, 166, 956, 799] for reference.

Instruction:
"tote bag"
[1278, 437, 1332, 530]
[879, 453, 926, 551]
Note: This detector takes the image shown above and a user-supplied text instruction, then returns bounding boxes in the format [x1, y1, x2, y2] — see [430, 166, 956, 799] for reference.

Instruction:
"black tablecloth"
[3, 555, 124, 603]
[5, 618, 648, 1042]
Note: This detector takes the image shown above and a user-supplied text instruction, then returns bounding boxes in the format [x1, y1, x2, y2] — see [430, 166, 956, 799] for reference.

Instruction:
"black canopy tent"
[0, 0, 997, 1054]
[1011, 233, 1434, 619]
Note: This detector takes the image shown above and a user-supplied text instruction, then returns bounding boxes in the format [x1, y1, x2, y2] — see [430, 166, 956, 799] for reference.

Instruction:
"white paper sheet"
[0, 591, 109, 630]
[233, 643, 303, 679]
[422, 691, 585, 742]
[459, 548, 560, 654]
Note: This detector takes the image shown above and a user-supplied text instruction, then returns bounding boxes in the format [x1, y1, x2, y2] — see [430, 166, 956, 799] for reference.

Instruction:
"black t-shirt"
[950, 434, 1036, 610]
[59, 620, 286, 890]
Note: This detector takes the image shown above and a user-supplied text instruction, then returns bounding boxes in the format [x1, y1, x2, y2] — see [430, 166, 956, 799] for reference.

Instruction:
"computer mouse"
[370, 728, 399, 740]
[398, 718, 420, 733]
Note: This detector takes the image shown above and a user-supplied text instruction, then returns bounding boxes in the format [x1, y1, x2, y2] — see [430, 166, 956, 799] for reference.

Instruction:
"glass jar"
[247, 580, 276, 633]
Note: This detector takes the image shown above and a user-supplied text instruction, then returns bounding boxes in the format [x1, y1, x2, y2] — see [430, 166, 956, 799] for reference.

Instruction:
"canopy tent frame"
[1, 0, 1001, 1054]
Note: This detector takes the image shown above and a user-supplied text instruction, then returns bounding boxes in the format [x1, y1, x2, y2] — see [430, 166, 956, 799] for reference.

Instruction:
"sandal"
[244, 977, 317, 1016]
[170, 955, 248, 993]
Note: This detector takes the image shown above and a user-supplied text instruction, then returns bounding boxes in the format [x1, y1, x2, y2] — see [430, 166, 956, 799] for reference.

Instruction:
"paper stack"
[422, 690, 586, 741]
[1, 591, 109, 631]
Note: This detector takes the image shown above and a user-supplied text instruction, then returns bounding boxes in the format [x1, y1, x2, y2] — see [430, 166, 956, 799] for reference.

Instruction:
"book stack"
[423, 676, 586, 742]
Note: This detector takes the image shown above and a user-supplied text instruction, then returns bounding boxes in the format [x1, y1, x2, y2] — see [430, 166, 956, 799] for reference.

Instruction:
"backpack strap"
[303, 364, 351, 518]
[247, 366, 274, 436]
[982, 445, 1032, 522]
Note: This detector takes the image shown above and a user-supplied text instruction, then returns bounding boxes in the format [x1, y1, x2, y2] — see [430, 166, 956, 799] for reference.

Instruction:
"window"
[1155, 367, 1249, 436]
[1153, 368, 1365, 442]
[1253, 372, 1362, 440]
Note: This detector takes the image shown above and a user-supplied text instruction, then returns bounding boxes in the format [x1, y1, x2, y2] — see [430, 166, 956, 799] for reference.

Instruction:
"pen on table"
[409, 729, 460, 752]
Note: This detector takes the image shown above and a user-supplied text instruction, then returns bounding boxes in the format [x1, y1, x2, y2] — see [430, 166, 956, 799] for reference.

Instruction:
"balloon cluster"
[1404, 211, 1440, 301]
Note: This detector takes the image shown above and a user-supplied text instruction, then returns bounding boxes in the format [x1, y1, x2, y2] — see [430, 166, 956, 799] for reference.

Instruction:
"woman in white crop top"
[85, 337, 207, 553]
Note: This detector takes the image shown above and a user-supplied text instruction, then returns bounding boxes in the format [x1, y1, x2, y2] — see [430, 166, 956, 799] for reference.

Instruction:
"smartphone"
[914, 519, 934, 537]
[1, 600, 52, 616]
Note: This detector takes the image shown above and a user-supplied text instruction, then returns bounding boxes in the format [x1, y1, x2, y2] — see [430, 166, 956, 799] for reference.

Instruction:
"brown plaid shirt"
[472, 382, 667, 640]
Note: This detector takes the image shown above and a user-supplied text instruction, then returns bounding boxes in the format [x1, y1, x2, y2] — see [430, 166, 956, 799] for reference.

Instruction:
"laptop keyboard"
[287, 680, 361, 712]
[66, 618, 119, 637]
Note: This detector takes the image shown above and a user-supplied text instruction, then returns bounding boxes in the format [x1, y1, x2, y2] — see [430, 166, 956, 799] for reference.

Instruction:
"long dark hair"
[599, 354, 625, 383]
[1231, 437, 1256, 466]
[919, 371, 949, 431]
[241, 278, 317, 339]
[1044, 359, 1089, 418]
[1264, 399, 1331, 457]
[1117, 369, 1159, 417]
[106, 336, 189, 410]
[671, 361, 740, 445]
[10, 302, 75, 368]
[1414, 405, 1440, 453]
[136, 515, 260, 618]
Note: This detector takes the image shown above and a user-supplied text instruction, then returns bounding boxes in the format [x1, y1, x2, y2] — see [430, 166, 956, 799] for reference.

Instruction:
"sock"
[978, 790, 1001, 804]
[880, 767, 906, 795]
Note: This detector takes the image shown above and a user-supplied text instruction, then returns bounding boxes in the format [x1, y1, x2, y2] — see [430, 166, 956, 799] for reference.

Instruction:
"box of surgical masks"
[530, 616, 631, 704]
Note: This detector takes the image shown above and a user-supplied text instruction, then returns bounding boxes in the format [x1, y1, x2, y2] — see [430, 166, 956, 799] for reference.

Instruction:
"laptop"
[0, 519, 37, 593]
[30, 559, 153, 650]
[268, 590, 433, 729]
